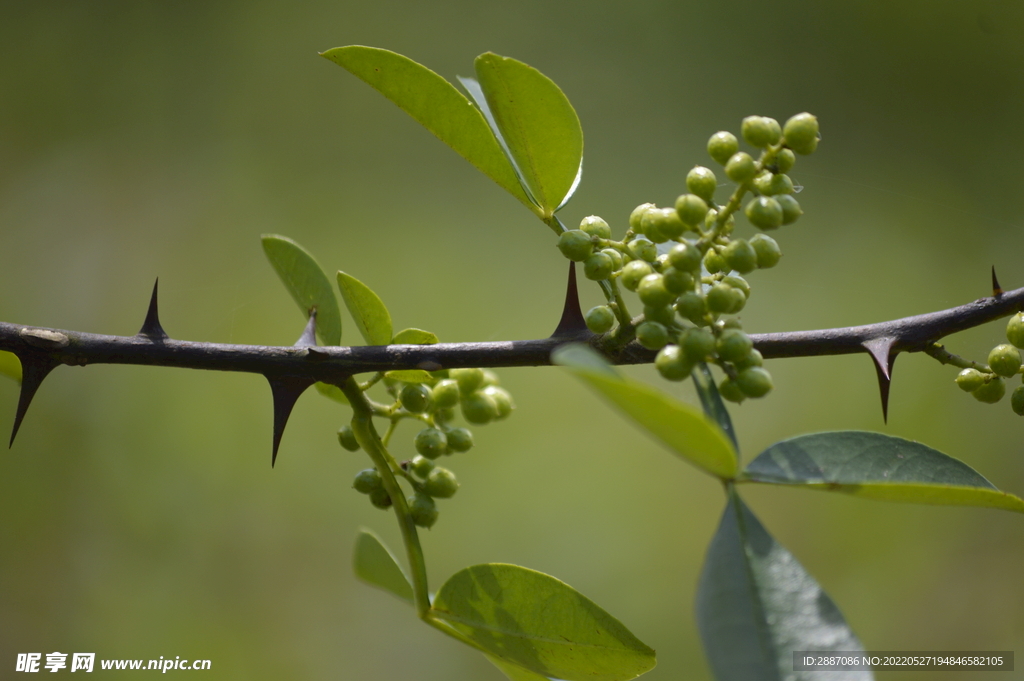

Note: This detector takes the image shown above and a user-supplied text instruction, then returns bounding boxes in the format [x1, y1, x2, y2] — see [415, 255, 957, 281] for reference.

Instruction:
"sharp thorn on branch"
[862, 337, 897, 423]
[549, 262, 588, 339]
[137, 278, 169, 341]
[992, 266, 1003, 298]
[266, 375, 314, 467]
[294, 309, 318, 348]
[10, 356, 59, 447]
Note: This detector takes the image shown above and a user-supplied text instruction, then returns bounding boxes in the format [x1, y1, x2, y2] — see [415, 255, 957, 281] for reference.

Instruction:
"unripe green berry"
[764, 117, 782, 145]
[338, 425, 360, 451]
[749, 234, 782, 268]
[482, 369, 500, 386]
[483, 386, 514, 420]
[446, 427, 474, 453]
[675, 194, 709, 227]
[353, 468, 382, 494]
[642, 207, 686, 241]
[708, 131, 739, 165]
[775, 148, 796, 173]
[988, 344, 1021, 378]
[408, 493, 438, 528]
[745, 196, 784, 230]
[736, 367, 773, 398]
[719, 377, 746, 403]
[725, 152, 757, 182]
[706, 283, 737, 314]
[584, 252, 615, 281]
[703, 248, 727, 274]
[668, 242, 702, 272]
[686, 166, 718, 203]
[629, 203, 656, 233]
[776, 194, 803, 225]
[656, 345, 694, 381]
[723, 239, 758, 274]
[1006, 313, 1024, 349]
[601, 248, 624, 271]
[415, 427, 448, 459]
[637, 274, 675, 308]
[734, 348, 764, 370]
[461, 391, 498, 424]
[636, 321, 670, 350]
[431, 379, 461, 409]
[663, 267, 695, 294]
[722, 275, 751, 298]
[753, 171, 794, 196]
[369, 487, 392, 509]
[643, 304, 675, 326]
[972, 376, 1006, 403]
[741, 116, 774, 148]
[424, 467, 459, 499]
[436, 407, 457, 424]
[717, 329, 754, 363]
[682, 328, 716, 362]
[627, 238, 658, 263]
[620, 260, 654, 291]
[579, 215, 612, 239]
[410, 455, 435, 478]
[955, 368, 987, 392]
[451, 368, 485, 395]
[783, 113, 819, 155]
[585, 305, 616, 333]
[1012, 385, 1024, 416]
[675, 292, 708, 325]
[557, 229, 595, 261]
[400, 383, 433, 414]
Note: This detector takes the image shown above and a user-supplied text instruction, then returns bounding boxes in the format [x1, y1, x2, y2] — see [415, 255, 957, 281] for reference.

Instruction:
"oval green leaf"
[471, 53, 583, 216]
[742, 431, 1024, 513]
[432, 563, 655, 681]
[261, 235, 342, 346]
[314, 381, 349, 405]
[696, 490, 870, 681]
[486, 654, 558, 681]
[337, 271, 392, 346]
[392, 328, 439, 345]
[353, 528, 413, 606]
[0, 350, 22, 384]
[553, 344, 738, 479]
[320, 46, 536, 215]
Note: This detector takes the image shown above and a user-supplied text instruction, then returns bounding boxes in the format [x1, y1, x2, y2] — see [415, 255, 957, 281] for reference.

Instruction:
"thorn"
[550, 262, 587, 338]
[294, 309, 318, 347]
[991, 266, 1003, 297]
[137, 279, 169, 340]
[862, 337, 898, 423]
[266, 375, 314, 467]
[10, 356, 58, 447]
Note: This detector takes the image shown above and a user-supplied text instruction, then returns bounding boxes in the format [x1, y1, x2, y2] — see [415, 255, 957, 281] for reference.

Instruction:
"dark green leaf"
[352, 528, 413, 605]
[743, 431, 1024, 513]
[320, 46, 535, 214]
[314, 381, 349, 405]
[696, 490, 870, 681]
[337, 271, 392, 346]
[392, 328, 439, 345]
[553, 344, 738, 479]
[0, 351, 21, 384]
[261, 235, 342, 346]
[691, 362, 739, 455]
[432, 563, 655, 681]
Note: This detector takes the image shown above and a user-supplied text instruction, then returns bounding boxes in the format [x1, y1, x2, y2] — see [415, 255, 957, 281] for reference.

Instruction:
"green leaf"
[320, 46, 536, 215]
[486, 654, 557, 681]
[261, 235, 342, 346]
[696, 490, 870, 681]
[0, 350, 22, 384]
[691, 362, 739, 455]
[469, 53, 583, 216]
[553, 344, 738, 479]
[392, 328, 439, 345]
[337, 271, 393, 346]
[352, 528, 413, 605]
[742, 431, 1024, 513]
[432, 563, 655, 681]
[383, 370, 434, 383]
[314, 381, 349, 405]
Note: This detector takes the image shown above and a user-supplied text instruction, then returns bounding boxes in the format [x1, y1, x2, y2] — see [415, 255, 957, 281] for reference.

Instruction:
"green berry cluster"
[563, 114, 820, 402]
[954, 312, 1024, 414]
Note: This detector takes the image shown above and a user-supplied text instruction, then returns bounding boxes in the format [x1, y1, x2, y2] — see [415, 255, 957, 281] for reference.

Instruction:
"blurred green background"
[2, 1, 1023, 679]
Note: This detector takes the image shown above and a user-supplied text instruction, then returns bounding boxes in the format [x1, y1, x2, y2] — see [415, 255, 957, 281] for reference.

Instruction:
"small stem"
[922, 343, 990, 372]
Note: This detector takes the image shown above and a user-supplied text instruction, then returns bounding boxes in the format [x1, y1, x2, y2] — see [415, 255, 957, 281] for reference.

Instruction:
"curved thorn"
[992, 266, 1003, 298]
[10, 356, 58, 447]
[550, 262, 587, 338]
[862, 337, 897, 423]
[266, 375, 314, 467]
[294, 309, 318, 347]
[137, 278, 169, 341]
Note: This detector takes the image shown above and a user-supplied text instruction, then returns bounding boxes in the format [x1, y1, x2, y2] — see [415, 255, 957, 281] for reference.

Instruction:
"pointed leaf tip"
[137, 278, 169, 340]
[266, 375, 314, 466]
[550, 262, 588, 338]
[10, 357, 58, 447]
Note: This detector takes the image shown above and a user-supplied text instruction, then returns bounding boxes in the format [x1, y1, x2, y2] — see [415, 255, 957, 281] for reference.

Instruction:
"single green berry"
[353, 468, 382, 494]
[636, 321, 670, 350]
[337, 425, 360, 452]
[654, 253, 670, 272]
[1012, 385, 1024, 416]
[483, 386, 514, 420]
[745, 196, 784, 230]
[557, 229, 594, 262]
[686, 166, 718, 202]
[1006, 313, 1024, 349]
[682, 328, 716, 362]
[675, 194, 709, 227]
[704, 248, 727, 274]
[706, 283, 737, 314]
[734, 348, 764, 370]
[723, 239, 758, 274]
[736, 367, 773, 398]
[579, 215, 612, 239]
[446, 427, 474, 453]
[643, 304, 676, 327]
[725, 152, 757, 182]
[410, 455, 435, 478]
[717, 317, 743, 330]
[408, 493, 438, 528]
[675, 292, 708, 325]
[461, 391, 498, 424]
[400, 383, 433, 414]
[988, 344, 1021, 378]
[668, 242, 702, 272]
[722, 275, 751, 298]
[972, 376, 1006, 404]
[642, 207, 686, 241]
[450, 368, 485, 395]
[584, 252, 615, 281]
[585, 305, 616, 334]
[424, 467, 459, 499]
[776, 194, 803, 225]
[627, 238, 658, 263]
[955, 368, 987, 392]
[656, 345, 694, 381]
[719, 377, 746, 403]
[369, 487, 392, 509]
[775, 148, 796, 173]
[753, 171, 794, 196]
[662, 267, 695, 294]
[601, 248, 624, 271]
[717, 329, 754, 363]
[435, 407, 457, 424]
[637, 274, 675, 308]
[482, 369, 500, 387]
[783, 112, 819, 155]
[629, 203, 656, 233]
[764, 117, 783, 145]
[741, 115, 774, 148]
[620, 260, 654, 291]
[415, 427, 448, 459]
[708, 131, 739, 165]
[749, 234, 782, 268]
[431, 379, 461, 410]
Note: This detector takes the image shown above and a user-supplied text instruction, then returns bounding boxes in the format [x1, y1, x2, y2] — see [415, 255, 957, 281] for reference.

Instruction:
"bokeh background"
[2, 1, 1023, 679]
